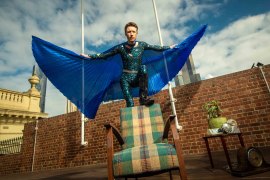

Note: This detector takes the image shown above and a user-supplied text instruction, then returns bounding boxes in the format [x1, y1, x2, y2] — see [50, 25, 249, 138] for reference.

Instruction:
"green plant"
[202, 100, 223, 119]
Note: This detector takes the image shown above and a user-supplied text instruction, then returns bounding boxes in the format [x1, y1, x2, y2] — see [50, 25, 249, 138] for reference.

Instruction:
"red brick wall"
[0, 154, 21, 174]
[1, 65, 269, 175]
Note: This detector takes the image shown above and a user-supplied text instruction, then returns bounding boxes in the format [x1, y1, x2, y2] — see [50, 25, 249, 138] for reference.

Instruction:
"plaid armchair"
[104, 104, 187, 179]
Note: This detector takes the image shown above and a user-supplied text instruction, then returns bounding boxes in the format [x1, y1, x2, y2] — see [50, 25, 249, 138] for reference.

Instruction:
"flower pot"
[208, 117, 227, 129]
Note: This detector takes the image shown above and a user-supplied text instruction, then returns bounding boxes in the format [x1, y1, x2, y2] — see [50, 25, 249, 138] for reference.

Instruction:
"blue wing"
[32, 36, 122, 119]
[32, 24, 207, 119]
[144, 24, 207, 94]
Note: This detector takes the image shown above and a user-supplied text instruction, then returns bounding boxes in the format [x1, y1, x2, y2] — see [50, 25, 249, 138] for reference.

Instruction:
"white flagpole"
[151, 0, 181, 130]
[81, 0, 87, 146]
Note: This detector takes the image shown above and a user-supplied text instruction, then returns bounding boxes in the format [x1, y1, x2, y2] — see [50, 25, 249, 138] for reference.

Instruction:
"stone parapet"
[0, 88, 41, 112]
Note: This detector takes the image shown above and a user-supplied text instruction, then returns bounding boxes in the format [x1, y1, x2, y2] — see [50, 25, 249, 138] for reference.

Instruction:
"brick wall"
[0, 65, 269, 175]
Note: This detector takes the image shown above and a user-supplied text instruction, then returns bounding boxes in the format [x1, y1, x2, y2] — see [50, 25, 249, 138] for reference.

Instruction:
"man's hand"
[170, 44, 177, 49]
[80, 53, 90, 58]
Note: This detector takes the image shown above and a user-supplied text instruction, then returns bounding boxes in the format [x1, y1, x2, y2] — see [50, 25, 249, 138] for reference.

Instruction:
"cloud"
[82, 0, 221, 46]
[0, 72, 30, 91]
[193, 12, 270, 79]
[45, 81, 66, 117]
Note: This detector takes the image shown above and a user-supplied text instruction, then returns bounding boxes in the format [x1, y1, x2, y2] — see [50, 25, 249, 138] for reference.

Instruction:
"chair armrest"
[104, 123, 125, 146]
[170, 117, 188, 180]
[104, 123, 123, 180]
[164, 115, 187, 179]
[163, 115, 176, 140]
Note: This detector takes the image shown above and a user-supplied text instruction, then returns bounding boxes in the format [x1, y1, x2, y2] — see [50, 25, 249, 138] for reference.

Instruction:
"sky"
[0, 0, 270, 117]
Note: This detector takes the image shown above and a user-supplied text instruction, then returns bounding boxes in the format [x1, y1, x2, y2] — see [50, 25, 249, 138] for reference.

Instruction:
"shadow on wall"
[158, 81, 202, 124]
[63, 112, 82, 167]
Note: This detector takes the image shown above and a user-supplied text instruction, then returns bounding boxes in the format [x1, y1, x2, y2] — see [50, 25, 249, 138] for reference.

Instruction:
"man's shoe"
[140, 97, 154, 107]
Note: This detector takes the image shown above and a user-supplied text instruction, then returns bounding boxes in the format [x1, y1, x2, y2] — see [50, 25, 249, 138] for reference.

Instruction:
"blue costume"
[89, 41, 170, 107]
[32, 25, 207, 119]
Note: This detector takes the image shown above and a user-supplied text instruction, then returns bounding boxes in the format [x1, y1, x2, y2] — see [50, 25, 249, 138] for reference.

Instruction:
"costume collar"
[126, 41, 138, 48]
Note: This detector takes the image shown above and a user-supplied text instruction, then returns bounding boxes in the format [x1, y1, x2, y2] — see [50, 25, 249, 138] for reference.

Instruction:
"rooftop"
[1, 148, 269, 180]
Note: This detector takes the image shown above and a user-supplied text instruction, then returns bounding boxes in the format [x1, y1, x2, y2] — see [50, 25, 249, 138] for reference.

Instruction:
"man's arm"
[143, 42, 175, 51]
[81, 46, 119, 59]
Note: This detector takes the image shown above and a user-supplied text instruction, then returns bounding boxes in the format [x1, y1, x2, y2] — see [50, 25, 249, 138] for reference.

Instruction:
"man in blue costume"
[32, 23, 206, 119]
[81, 22, 175, 107]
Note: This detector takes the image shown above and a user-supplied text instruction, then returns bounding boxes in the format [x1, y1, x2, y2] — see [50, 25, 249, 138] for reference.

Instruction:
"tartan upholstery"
[120, 104, 165, 149]
[113, 104, 179, 177]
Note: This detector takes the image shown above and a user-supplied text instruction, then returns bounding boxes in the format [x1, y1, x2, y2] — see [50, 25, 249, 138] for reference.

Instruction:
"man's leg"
[139, 66, 154, 106]
[120, 75, 134, 107]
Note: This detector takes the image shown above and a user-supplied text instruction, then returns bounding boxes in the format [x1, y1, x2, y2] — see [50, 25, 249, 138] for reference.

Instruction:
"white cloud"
[0, 72, 30, 92]
[205, 74, 214, 79]
[193, 12, 270, 79]
[45, 81, 66, 117]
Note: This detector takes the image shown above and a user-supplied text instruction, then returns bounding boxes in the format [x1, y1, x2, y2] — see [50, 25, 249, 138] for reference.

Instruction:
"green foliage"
[202, 100, 223, 119]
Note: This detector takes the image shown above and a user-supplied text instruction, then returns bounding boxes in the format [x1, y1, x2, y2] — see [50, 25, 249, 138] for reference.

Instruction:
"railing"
[0, 136, 23, 155]
[0, 90, 23, 103]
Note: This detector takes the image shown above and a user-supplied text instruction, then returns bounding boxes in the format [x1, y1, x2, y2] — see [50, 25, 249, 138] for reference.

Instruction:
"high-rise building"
[174, 54, 201, 86]
[34, 65, 47, 113]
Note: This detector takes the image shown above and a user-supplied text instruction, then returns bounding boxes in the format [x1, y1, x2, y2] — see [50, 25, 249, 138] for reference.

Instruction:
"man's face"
[125, 26, 138, 43]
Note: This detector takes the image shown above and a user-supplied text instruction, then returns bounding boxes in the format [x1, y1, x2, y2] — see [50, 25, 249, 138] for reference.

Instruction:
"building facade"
[0, 72, 48, 141]
[174, 55, 201, 86]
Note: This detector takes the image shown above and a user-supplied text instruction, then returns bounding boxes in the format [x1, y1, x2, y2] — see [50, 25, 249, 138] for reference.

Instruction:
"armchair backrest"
[120, 104, 165, 149]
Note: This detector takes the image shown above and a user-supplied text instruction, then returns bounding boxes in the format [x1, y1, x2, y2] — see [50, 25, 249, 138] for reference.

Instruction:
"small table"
[203, 133, 245, 171]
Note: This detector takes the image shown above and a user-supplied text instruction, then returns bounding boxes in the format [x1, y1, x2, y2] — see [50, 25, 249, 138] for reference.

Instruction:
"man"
[81, 22, 175, 107]
[32, 22, 206, 118]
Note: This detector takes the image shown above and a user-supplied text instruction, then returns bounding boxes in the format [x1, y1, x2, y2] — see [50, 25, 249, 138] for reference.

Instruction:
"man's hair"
[124, 22, 138, 34]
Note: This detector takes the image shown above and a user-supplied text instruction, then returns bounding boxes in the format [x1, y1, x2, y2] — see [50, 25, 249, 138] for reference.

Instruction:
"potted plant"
[202, 100, 227, 132]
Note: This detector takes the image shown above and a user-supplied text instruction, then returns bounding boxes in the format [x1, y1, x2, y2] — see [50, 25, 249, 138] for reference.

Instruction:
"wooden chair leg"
[171, 121, 188, 180]
[106, 127, 114, 180]
[169, 170, 173, 180]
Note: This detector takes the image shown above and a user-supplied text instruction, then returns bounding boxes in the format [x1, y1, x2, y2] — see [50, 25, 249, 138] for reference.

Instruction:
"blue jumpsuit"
[90, 41, 169, 107]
